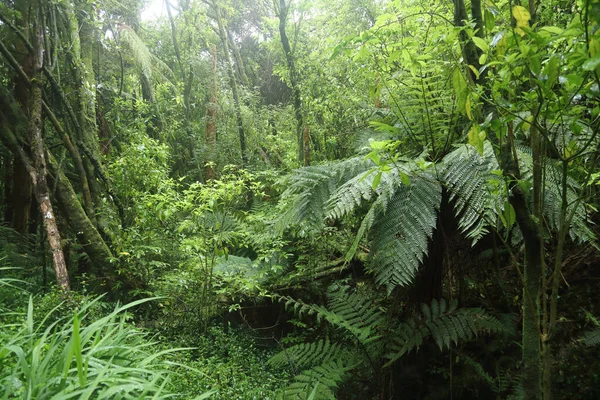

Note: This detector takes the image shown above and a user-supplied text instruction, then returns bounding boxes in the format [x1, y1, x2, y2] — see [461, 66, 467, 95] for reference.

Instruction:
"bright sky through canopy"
[141, 0, 173, 21]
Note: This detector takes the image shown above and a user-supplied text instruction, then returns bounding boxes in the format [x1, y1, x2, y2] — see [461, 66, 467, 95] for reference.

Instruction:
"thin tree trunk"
[277, 0, 308, 165]
[11, 0, 34, 234]
[205, 44, 218, 180]
[25, 11, 70, 290]
[227, 28, 249, 87]
[501, 129, 542, 399]
[213, 3, 247, 165]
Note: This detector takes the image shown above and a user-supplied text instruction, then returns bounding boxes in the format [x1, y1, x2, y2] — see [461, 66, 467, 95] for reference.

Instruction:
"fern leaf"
[584, 328, 600, 346]
[281, 360, 352, 400]
[385, 300, 504, 366]
[369, 172, 441, 291]
[268, 339, 348, 370]
[442, 142, 502, 244]
[118, 26, 174, 83]
[275, 158, 370, 234]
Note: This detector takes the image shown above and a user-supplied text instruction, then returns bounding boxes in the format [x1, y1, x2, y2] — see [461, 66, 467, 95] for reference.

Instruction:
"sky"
[141, 0, 172, 21]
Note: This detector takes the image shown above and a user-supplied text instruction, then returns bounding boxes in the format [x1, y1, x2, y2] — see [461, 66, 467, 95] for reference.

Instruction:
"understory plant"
[0, 295, 211, 399]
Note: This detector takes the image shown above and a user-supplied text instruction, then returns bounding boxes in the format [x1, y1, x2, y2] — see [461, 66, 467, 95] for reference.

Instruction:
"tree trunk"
[11, 0, 34, 234]
[500, 128, 542, 399]
[205, 44, 218, 180]
[277, 0, 308, 165]
[47, 152, 113, 277]
[213, 3, 248, 165]
[23, 9, 70, 290]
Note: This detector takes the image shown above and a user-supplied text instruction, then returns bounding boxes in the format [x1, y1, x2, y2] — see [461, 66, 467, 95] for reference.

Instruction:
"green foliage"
[279, 360, 352, 400]
[164, 325, 289, 399]
[275, 158, 370, 235]
[584, 329, 600, 346]
[272, 286, 505, 399]
[442, 143, 504, 243]
[268, 339, 348, 371]
[386, 299, 506, 365]
[368, 170, 441, 290]
[0, 297, 199, 399]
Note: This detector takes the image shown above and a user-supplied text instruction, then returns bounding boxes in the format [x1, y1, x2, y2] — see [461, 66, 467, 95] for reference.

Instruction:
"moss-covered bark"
[47, 154, 113, 276]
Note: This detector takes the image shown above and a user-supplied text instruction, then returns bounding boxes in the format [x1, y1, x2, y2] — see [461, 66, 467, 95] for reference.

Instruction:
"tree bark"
[205, 44, 218, 180]
[213, 3, 248, 165]
[47, 153, 113, 276]
[277, 0, 309, 165]
[500, 128, 542, 399]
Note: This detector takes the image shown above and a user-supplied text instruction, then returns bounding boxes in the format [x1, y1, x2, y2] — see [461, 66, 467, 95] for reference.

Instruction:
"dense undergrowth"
[0, 275, 290, 399]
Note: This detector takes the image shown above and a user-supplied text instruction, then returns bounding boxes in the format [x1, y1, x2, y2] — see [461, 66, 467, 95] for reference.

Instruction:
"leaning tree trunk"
[28, 9, 70, 290]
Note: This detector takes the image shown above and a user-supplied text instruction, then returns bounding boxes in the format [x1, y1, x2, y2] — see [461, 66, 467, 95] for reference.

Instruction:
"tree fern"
[385, 299, 505, 366]
[368, 171, 441, 290]
[442, 143, 504, 244]
[274, 157, 370, 234]
[279, 360, 353, 400]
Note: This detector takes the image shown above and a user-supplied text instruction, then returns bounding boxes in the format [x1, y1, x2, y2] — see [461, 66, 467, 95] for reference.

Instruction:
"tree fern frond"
[385, 300, 504, 366]
[584, 328, 600, 346]
[118, 26, 174, 83]
[369, 172, 441, 291]
[442, 142, 503, 244]
[274, 158, 370, 234]
[281, 360, 352, 400]
[273, 288, 385, 345]
[268, 339, 349, 370]
[325, 287, 386, 344]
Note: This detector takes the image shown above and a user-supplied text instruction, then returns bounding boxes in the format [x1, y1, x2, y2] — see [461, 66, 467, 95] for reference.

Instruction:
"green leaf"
[582, 56, 600, 72]
[453, 68, 467, 95]
[400, 172, 411, 186]
[512, 6, 530, 36]
[500, 202, 516, 229]
[372, 172, 382, 191]
[468, 125, 485, 155]
[472, 36, 489, 52]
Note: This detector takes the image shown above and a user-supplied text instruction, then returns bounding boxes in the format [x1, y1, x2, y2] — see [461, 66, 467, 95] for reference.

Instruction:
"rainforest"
[1, 0, 600, 398]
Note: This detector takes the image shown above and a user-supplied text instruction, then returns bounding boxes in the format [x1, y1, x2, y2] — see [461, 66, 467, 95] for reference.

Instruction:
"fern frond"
[385, 299, 504, 366]
[369, 172, 441, 291]
[584, 328, 600, 346]
[118, 26, 174, 83]
[442, 143, 503, 244]
[274, 158, 370, 234]
[515, 145, 595, 244]
[325, 287, 385, 344]
[268, 339, 348, 370]
[273, 288, 384, 345]
[281, 360, 352, 400]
